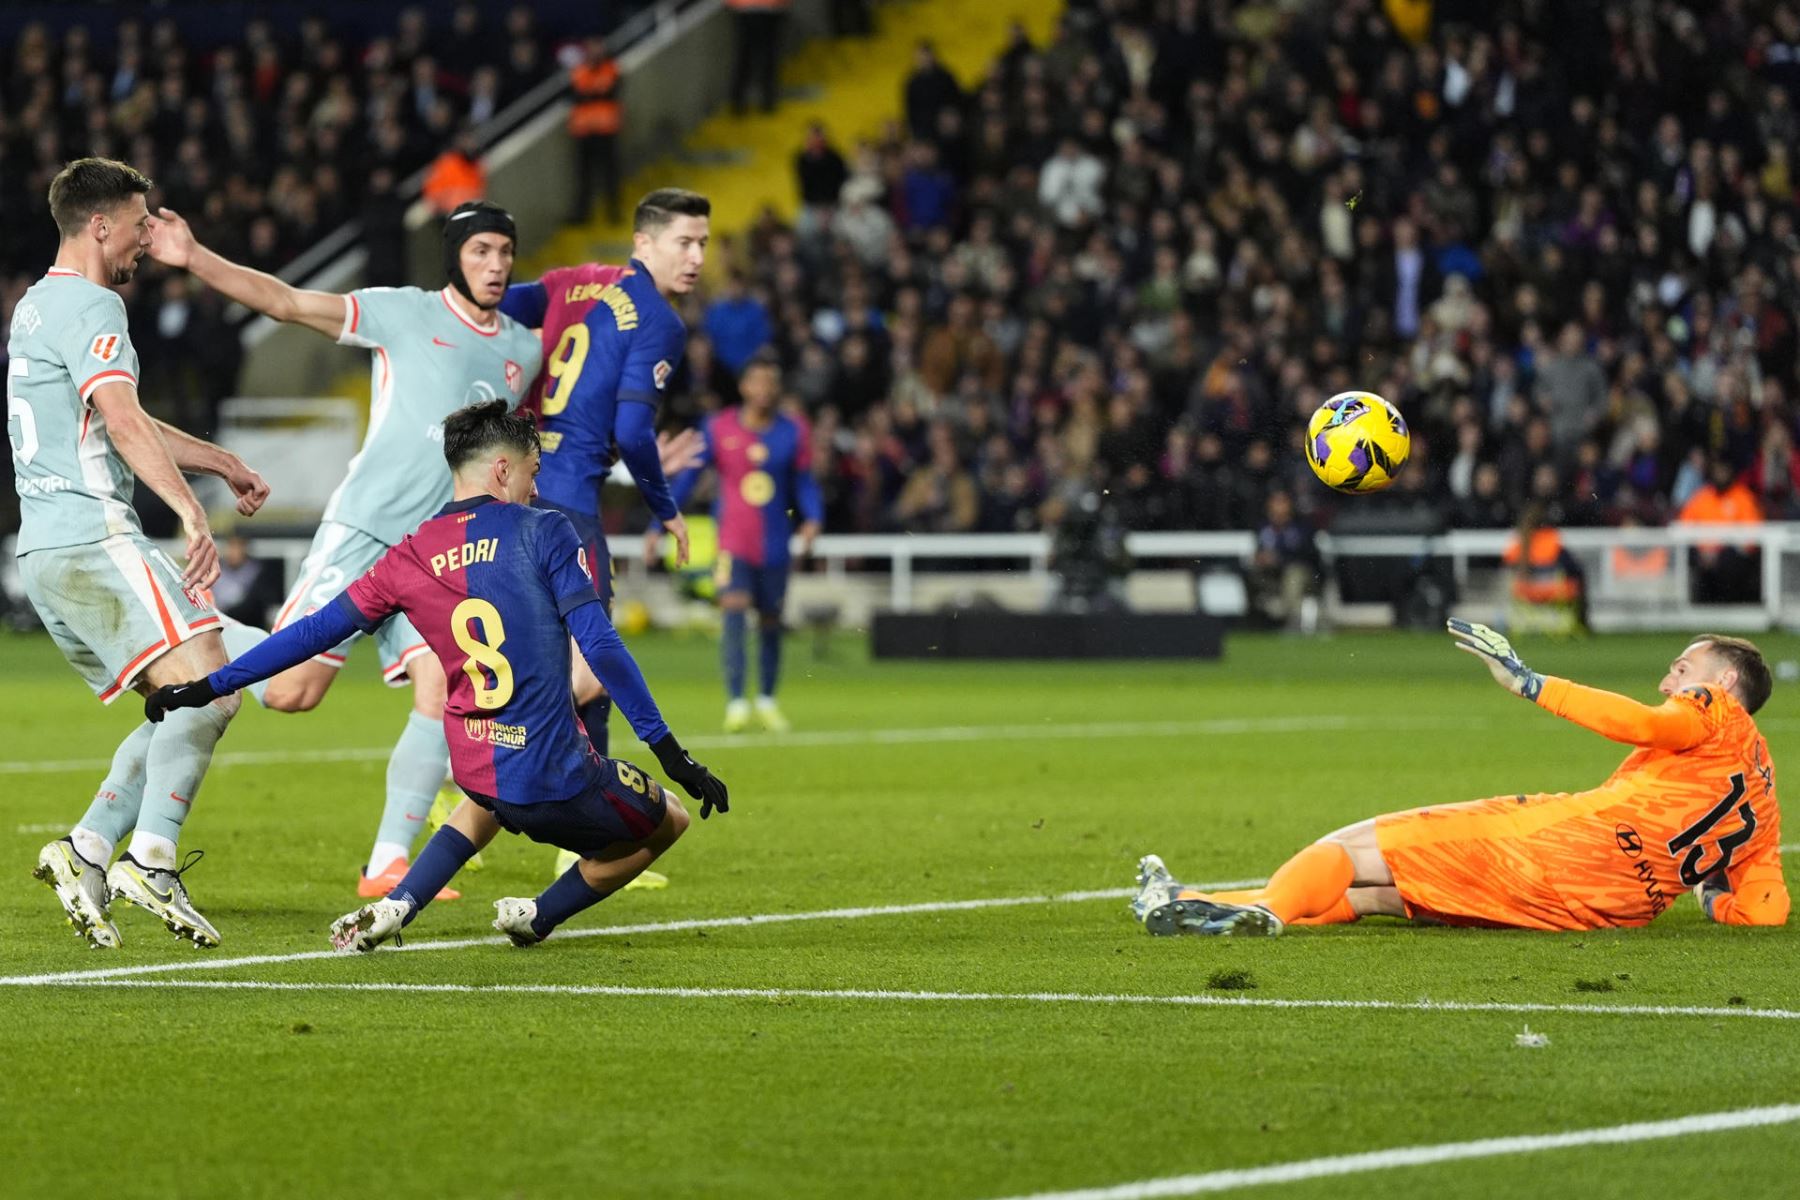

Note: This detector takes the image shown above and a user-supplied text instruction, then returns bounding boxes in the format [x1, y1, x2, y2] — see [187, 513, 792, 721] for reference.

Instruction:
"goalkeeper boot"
[107, 851, 220, 948]
[492, 897, 544, 947]
[426, 780, 482, 871]
[330, 898, 409, 952]
[754, 696, 791, 733]
[1129, 853, 1177, 923]
[724, 697, 753, 733]
[33, 838, 120, 949]
[1144, 895, 1284, 938]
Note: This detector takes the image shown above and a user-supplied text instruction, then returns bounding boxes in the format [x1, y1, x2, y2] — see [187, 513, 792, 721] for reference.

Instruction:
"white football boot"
[107, 852, 220, 948]
[33, 838, 120, 949]
[330, 898, 409, 952]
[492, 897, 544, 947]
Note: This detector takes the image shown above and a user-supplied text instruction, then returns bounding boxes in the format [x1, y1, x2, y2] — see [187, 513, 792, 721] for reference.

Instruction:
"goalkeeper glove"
[1693, 872, 1730, 921]
[1446, 619, 1544, 700]
[651, 734, 730, 820]
[144, 677, 220, 723]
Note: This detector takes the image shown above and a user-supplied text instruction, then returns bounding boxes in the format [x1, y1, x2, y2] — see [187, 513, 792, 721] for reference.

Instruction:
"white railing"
[10, 524, 1800, 633]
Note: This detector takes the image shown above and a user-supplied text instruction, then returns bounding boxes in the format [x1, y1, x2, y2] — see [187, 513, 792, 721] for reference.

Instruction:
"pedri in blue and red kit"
[671, 406, 824, 613]
[501, 261, 686, 608]
[200, 496, 683, 852]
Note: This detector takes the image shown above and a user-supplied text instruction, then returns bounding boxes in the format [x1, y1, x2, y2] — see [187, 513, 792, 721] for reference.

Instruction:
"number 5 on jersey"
[452, 598, 514, 709]
[6, 358, 37, 465]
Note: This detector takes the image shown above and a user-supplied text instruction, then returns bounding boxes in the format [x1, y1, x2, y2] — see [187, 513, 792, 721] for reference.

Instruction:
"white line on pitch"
[979, 1103, 1800, 1200]
[0, 714, 1437, 775]
[0, 880, 1265, 986]
[24, 980, 1800, 1024]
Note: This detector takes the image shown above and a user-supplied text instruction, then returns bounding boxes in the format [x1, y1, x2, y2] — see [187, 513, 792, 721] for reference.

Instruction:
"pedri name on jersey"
[431, 537, 498, 576]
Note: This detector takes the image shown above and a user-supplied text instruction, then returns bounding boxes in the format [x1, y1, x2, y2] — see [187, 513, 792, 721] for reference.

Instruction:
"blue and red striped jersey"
[671, 408, 824, 567]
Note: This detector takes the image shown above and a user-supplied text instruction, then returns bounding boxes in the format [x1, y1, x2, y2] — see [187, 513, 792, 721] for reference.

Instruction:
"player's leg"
[753, 565, 792, 732]
[500, 794, 690, 945]
[259, 523, 371, 712]
[1136, 822, 1394, 937]
[106, 629, 240, 947]
[720, 556, 753, 731]
[331, 798, 502, 952]
[359, 626, 459, 899]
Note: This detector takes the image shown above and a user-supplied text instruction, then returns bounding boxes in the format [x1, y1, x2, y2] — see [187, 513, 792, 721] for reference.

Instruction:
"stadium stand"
[7, 0, 1800, 573]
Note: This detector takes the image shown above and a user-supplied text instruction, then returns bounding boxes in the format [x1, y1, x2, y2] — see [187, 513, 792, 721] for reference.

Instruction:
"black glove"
[651, 734, 730, 819]
[144, 678, 219, 723]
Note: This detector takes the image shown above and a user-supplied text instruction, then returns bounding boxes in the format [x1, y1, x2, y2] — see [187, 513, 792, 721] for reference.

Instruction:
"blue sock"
[531, 864, 609, 938]
[758, 619, 783, 699]
[391, 826, 476, 924]
[722, 609, 747, 699]
[578, 694, 611, 756]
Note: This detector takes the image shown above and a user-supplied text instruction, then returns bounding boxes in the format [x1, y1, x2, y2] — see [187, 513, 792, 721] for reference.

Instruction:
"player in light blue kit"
[13, 158, 271, 948]
[147, 199, 542, 898]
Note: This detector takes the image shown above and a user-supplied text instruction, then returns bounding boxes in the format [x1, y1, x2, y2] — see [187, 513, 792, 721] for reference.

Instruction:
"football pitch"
[2, 626, 1798, 1198]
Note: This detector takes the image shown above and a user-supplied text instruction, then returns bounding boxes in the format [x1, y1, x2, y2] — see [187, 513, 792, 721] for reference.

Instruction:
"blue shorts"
[716, 553, 790, 614]
[471, 757, 667, 858]
[534, 497, 612, 606]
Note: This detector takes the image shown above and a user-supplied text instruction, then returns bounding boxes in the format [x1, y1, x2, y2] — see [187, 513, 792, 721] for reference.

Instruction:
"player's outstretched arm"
[1448, 620, 1709, 749]
[565, 601, 729, 817]
[91, 382, 219, 589]
[147, 207, 347, 338]
[616, 400, 690, 565]
[1446, 619, 1544, 699]
[152, 419, 270, 517]
[144, 599, 363, 722]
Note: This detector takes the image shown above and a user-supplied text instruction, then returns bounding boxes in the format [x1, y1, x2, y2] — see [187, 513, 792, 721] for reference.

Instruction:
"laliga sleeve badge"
[653, 360, 672, 391]
[504, 359, 524, 394]
[89, 333, 122, 363]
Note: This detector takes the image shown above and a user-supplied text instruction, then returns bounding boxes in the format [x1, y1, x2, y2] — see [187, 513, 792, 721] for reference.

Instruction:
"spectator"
[893, 422, 978, 532]
[421, 125, 486, 215]
[903, 41, 961, 141]
[728, 0, 789, 115]
[1535, 322, 1607, 455]
[1677, 458, 1765, 602]
[1037, 137, 1105, 229]
[795, 122, 849, 238]
[703, 274, 774, 374]
[1248, 490, 1322, 631]
[210, 535, 285, 627]
[567, 36, 623, 224]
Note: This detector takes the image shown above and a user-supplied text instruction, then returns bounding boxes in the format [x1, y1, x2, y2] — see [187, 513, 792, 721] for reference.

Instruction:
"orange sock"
[1288, 895, 1359, 926]
[1256, 842, 1355, 923]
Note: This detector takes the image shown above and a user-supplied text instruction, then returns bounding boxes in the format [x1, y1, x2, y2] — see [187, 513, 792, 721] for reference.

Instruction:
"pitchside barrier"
[5, 525, 1798, 637]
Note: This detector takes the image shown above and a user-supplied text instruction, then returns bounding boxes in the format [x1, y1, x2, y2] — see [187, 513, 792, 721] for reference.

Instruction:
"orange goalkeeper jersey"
[1522, 677, 1787, 926]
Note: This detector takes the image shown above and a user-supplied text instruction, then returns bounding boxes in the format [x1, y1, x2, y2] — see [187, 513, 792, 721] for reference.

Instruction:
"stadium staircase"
[317, 0, 1061, 402]
[518, 0, 1065, 275]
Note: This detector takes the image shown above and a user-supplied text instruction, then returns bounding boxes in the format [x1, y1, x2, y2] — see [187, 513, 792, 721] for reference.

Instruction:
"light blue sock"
[134, 699, 235, 847]
[75, 721, 157, 857]
[372, 711, 447, 867]
[722, 609, 747, 699]
[221, 621, 272, 704]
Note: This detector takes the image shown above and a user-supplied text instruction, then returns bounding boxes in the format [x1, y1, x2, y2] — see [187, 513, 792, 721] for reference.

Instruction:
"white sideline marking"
[979, 1103, 1800, 1199]
[21, 980, 1800, 1025]
[0, 881, 1264, 986]
[0, 714, 1420, 775]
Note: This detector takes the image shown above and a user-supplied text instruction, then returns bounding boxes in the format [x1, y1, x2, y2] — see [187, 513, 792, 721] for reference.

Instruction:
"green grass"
[2, 627, 1798, 1198]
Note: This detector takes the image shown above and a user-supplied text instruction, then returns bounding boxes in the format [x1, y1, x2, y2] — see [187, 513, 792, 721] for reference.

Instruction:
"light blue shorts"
[272, 521, 429, 687]
[20, 531, 221, 704]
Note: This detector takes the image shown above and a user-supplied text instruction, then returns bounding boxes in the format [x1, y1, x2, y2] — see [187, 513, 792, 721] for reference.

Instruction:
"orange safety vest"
[1504, 528, 1582, 604]
[422, 152, 485, 214]
[1611, 544, 1671, 579]
[568, 60, 621, 136]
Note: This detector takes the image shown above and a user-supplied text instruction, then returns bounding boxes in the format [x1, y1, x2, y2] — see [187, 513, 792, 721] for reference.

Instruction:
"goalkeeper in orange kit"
[1134, 622, 1787, 935]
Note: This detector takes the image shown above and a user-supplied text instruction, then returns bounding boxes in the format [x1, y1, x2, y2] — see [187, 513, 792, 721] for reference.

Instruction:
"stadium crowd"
[7, 0, 1800, 557]
[659, 0, 1800, 548]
